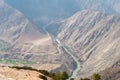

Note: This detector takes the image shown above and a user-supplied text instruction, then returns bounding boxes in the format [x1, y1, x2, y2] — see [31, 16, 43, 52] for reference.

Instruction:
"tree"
[61, 71, 69, 80]
[93, 73, 101, 80]
[70, 78, 74, 80]
[51, 71, 69, 80]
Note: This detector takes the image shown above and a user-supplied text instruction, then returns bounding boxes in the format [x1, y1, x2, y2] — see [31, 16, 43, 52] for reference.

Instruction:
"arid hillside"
[56, 10, 120, 78]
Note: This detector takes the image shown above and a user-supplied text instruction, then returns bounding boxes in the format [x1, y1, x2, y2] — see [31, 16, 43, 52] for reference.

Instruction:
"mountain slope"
[2, 0, 120, 78]
[0, 0, 77, 75]
[100, 66, 120, 80]
[0, 0, 58, 65]
[76, 0, 120, 15]
[0, 0, 45, 43]
[57, 10, 120, 78]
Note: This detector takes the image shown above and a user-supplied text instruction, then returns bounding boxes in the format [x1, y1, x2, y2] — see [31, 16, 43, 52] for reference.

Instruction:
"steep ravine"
[57, 10, 120, 78]
[44, 25, 81, 79]
[55, 38, 81, 79]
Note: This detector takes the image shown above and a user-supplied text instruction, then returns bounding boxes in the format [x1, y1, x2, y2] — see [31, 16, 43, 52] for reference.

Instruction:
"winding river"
[55, 39, 81, 79]
[44, 26, 81, 79]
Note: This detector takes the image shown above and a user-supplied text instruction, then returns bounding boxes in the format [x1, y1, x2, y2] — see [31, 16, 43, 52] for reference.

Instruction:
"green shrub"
[62, 71, 69, 79]
[92, 73, 101, 80]
[70, 78, 74, 80]
[50, 71, 69, 80]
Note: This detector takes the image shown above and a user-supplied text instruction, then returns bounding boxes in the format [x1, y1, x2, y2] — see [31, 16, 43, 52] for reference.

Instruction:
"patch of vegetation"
[5, 59, 18, 64]
[0, 44, 8, 52]
[0, 59, 3, 63]
[0, 59, 36, 65]
[50, 71, 69, 80]
[15, 59, 36, 65]
[92, 73, 101, 80]
[70, 78, 74, 80]
[70, 73, 101, 80]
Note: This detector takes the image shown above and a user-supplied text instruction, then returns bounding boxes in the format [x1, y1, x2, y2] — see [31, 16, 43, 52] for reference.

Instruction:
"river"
[44, 26, 81, 79]
[55, 39, 81, 79]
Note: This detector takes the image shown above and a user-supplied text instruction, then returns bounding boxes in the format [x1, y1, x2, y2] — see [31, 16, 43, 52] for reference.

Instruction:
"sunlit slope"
[0, 0, 58, 64]
[57, 10, 120, 77]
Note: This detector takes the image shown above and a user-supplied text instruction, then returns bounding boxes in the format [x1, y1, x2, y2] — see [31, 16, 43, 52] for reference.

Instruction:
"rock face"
[57, 10, 120, 77]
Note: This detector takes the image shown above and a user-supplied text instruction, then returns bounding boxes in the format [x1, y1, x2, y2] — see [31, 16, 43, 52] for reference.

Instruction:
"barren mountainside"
[76, 0, 120, 14]
[100, 66, 120, 80]
[0, 0, 120, 80]
[0, 0, 76, 75]
[0, 0, 58, 65]
[57, 10, 120, 78]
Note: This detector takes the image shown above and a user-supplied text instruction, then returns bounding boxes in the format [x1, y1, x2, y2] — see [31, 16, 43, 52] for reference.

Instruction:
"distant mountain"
[57, 10, 120, 78]
[76, 0, 120, 14]
[5, 0, 80, 26]
[5, 0, 120, 27]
